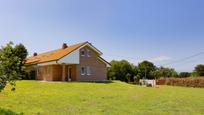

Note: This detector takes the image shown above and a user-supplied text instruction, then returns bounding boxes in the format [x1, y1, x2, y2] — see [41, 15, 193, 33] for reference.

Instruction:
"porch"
[36, 64, 77, 81]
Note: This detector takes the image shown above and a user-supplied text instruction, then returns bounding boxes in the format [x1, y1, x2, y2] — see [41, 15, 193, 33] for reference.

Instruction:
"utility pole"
[144, 67, 147, 79]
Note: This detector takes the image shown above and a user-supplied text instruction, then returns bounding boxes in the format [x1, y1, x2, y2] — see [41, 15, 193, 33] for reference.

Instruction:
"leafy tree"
[137, 61, 157, 79]
[194, 64, 204, 76]
[150, 70, 159, 79]
[0, 42, 28, 92]
[108, 60, 135, 82]
[179, 72, 191, 78]
[14, 43, 28, 79]
[157, 67, 178, 78]
[191, 72, 199, 77]
[125, 73, 131, 83]
[133, 75, 140, 83]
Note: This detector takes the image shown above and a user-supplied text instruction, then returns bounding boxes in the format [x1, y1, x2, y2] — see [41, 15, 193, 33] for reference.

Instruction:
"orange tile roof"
[25, 42, 88, 64]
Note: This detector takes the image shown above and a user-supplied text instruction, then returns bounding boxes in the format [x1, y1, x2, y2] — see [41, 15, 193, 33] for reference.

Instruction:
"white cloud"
[148, 55, 172, 63]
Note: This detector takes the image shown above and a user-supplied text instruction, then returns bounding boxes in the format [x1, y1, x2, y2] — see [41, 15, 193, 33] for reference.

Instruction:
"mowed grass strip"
[0, 80, 204, 115]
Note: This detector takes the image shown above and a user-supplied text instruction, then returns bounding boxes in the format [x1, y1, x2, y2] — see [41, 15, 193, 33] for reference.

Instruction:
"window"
[81, 49, 85, 56]
[81, 66, 86, 75]
[86, 66, 91, 75]
[87, 49, 91, 57]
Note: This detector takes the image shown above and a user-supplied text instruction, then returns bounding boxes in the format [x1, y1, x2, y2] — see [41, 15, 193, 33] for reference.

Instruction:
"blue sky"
[0, 0, 204, 72]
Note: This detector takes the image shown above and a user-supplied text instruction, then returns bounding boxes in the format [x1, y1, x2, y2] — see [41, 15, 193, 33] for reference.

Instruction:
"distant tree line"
[107, 60, 204, 82]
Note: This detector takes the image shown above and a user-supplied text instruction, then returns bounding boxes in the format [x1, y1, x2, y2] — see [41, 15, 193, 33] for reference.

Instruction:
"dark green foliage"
[133, 75, 140, 83]
[23, 70, 36, 80]
[108, 60, 177, 82]
[125, 73, 131, 82]
[13, 44, 28, 78]
[150, 70, 159, 79]
[137, 61, 157, 79]
[146, 84, 152, 87]
[107, 60, 204, 83]
[179, 72, 191, 78]
[108, 60, 135, 82]
[191, 72, 199, 77]
[13, 44, 28, 63]
[0, 81, 6, 92]
[0, 42, 28, 92]
[194, 64, 204, 76]
[157, 67, 178, 78]
[0, 108, 23, 115]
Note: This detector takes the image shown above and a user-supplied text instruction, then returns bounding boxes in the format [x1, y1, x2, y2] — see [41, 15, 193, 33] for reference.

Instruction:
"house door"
[68, 67, 72, 81]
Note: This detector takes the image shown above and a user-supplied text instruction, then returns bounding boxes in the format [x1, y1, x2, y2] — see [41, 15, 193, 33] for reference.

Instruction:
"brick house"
[25, 41, 110, 81]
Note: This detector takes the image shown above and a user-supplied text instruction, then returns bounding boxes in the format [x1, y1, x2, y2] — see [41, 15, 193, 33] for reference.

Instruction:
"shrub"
[0, 108, 23, 115]
[133, 75, 140, 84]
[179, 72, 191, 78]
[146, 84, 152, 87]
[166, 77, 204, 88]
[23, 70, 35, 80]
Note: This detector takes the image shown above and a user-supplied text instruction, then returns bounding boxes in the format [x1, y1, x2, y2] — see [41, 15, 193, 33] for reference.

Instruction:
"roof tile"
[25, 42, 87, 64]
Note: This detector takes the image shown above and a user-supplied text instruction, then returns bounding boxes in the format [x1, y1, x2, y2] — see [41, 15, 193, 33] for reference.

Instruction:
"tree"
[150, 70, 159, 79]
[157, 67, 178, 78]
[194, 64, 204, 76]
[107, 60, 135, 82]
[191, 72, 199, 77]
[133, 75, 140, 83]
[137, 61, 157, 79]
[179, 72, 191, 78]
[125, 73, 131, 83]
[0, 42, 28, 92]
[14, 44, 28, 79]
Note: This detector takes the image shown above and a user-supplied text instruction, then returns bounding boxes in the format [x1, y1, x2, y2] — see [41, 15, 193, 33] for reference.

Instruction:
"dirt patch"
[0, 93, 4, 96]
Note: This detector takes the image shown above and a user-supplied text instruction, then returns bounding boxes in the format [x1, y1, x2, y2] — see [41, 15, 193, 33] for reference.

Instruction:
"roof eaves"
[98, 56, 111, 67]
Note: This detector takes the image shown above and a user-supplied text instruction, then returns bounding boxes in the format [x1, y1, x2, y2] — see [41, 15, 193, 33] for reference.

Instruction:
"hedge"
[166, 77, 204, 88]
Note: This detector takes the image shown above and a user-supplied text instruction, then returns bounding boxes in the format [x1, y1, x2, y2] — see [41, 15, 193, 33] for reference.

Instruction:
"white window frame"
[81, 66, 86, 75]
[81, 49, 85, 56]
[87, 49, 91, 57]
[86, 66, 91, 75]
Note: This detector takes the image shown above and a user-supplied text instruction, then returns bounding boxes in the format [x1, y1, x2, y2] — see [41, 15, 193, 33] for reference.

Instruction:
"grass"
[0, 80, 204, 115]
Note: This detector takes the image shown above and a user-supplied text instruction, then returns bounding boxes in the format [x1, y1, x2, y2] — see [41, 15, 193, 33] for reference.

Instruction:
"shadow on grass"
[76, 80, 113, 84]
[0, 108, 23, 115]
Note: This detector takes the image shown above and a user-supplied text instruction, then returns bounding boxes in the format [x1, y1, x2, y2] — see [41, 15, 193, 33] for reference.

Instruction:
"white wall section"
[58, 49, 80, 64]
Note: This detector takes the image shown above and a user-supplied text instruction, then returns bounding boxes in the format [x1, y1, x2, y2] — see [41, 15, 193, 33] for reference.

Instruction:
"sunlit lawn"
[0, 80, 204, 115]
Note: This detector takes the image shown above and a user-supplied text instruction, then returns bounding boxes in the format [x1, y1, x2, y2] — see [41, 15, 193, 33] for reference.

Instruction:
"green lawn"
[0, 80, 204, 115]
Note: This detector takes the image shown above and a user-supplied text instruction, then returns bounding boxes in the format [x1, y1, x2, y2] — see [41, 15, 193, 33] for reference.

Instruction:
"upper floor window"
[81, 66, 86, 75]
[81, 49, 85, 56]
[87, 49, 91, 57]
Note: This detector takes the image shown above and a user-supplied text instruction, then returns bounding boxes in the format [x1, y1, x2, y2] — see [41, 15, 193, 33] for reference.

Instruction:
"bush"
[0, 108, 23, 115]
[23, 70, 35, 80]
[179, 72, 191, 78]
[146, 84, 152, 87]
[133, 75, 140, 84]
[166, 77, 204, 88]
[107, 60, 135, 82]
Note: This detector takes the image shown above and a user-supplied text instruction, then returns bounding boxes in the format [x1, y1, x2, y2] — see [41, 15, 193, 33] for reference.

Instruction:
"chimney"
[62, 43, 68, 49]
[33, 52, 38, 56]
